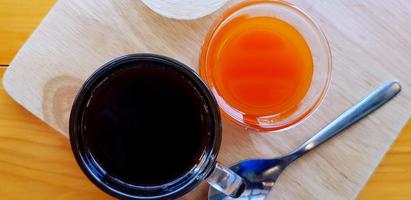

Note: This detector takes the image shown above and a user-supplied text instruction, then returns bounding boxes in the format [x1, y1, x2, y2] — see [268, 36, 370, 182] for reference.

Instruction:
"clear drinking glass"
[69, 54, 245, 199]
[200, 0, 332, 131]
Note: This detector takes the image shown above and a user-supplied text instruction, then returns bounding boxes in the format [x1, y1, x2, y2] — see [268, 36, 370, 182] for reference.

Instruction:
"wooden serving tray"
[3, 0, 411, 199]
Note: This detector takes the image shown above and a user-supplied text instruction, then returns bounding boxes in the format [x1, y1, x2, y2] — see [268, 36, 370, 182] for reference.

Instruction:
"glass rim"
[199, 0, 332, 131]
[69, 53, 222, 199]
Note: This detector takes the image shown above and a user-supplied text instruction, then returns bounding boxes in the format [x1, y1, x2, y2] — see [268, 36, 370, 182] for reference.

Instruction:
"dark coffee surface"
[83, 61, 211, 186]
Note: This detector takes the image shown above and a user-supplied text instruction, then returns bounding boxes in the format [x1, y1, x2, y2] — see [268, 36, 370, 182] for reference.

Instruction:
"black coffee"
[82, 61, 211, 185]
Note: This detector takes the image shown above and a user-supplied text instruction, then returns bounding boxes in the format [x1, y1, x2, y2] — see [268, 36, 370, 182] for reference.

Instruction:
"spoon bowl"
[209, 158, 288, 200]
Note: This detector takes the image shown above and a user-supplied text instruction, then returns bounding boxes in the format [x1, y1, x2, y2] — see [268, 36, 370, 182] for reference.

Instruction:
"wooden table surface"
[0, 0, 410, 199]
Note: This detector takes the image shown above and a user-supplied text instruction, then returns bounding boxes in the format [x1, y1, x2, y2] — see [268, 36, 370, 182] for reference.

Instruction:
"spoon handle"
[286, 80, 401, 163]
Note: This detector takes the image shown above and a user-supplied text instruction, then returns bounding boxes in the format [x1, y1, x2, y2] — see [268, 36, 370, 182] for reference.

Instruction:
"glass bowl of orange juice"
[199, 0, 331, 131]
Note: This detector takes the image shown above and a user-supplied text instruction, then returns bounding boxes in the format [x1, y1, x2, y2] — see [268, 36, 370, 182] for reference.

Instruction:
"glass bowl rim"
[199, 0, 332, 131]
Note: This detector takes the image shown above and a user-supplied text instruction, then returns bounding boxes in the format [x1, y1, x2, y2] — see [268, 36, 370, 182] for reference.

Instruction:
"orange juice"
[201, 15, 313, 121]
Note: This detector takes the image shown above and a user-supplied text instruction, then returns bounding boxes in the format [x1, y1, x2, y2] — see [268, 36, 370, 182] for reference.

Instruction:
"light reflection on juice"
[201, 15, 313, 125]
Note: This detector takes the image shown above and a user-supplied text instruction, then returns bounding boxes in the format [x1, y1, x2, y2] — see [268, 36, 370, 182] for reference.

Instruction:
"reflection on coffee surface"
[83, 61, 211, 185]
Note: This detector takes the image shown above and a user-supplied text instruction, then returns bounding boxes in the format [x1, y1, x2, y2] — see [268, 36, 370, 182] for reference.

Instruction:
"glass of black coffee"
[69, 54, 244, 199]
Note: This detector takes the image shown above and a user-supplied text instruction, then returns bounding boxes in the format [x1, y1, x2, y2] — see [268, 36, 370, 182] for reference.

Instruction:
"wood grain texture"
[358, 118, 411, 200]
[0, 68, 111, 199]
[0, 0, 56, 64]
[1, 0, 411, 199]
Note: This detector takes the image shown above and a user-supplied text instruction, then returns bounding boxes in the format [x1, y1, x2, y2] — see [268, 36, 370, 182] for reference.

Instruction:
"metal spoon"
[209, 80, 401, 200]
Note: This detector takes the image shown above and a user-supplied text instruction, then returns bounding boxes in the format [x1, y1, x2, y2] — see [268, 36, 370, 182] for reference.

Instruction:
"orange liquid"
[203, 16, 313, 120]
